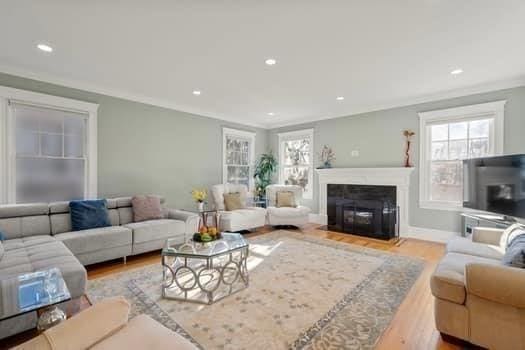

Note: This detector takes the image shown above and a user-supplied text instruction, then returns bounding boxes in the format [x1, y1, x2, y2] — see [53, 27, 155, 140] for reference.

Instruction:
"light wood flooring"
[3, 224, 469, 349]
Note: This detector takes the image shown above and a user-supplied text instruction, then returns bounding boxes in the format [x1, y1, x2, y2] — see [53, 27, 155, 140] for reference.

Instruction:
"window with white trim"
[419, 101, 505, 210]
[222, 127, 256, 189]
[0, 86, 98, 204]
[278, 129, 314, 199]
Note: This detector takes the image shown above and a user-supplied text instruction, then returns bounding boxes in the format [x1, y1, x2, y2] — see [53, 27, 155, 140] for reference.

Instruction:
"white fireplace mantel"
[315, 167, 415, 235]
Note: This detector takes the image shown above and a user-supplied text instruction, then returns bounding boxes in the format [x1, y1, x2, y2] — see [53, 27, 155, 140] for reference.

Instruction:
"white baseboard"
[308, 213, 327, 225]
[404, 226, 459, 243]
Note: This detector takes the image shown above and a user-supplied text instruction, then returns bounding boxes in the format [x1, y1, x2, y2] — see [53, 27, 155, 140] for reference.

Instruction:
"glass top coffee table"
[161, 233, 249, 305]
[0, 268, 71, 330]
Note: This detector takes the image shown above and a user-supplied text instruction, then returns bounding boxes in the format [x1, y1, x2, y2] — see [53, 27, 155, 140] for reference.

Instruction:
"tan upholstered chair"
[431, 226, 525, 350]
[210, 184, 266, 231]
[14, 297, 196, 350]
[265, 185, 310, 227]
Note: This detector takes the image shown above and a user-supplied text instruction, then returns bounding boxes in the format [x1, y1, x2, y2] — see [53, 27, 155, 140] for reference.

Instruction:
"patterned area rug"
[87, 231, 423, 350]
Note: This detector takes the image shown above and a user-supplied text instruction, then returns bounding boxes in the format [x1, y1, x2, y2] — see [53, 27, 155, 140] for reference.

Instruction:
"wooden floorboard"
[4, 224, 461, 349]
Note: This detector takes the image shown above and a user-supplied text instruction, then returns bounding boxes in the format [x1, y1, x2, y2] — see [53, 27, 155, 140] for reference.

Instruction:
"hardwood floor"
[3, 225, 465, 349]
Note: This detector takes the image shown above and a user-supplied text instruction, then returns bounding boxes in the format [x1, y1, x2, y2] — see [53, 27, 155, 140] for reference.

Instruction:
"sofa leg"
[123, 256, 127, 264]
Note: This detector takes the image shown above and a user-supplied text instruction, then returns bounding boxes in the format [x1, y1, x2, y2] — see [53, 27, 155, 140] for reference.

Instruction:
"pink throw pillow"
[131, 195, 163, 222]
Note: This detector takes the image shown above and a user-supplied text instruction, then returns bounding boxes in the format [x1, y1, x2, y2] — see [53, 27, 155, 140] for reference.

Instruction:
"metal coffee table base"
[162, 247, 249, 305]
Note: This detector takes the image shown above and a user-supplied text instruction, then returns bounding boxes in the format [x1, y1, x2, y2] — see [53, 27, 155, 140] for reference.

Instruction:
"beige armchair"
[431, 225, 525, 350]
[14, 297, 196, 350]
[210, 184, 266, 231]
[266, 185, 310, 227]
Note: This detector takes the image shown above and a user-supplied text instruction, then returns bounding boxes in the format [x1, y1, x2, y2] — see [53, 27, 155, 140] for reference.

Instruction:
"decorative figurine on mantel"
[318, 145, 336, 169]
[403, 129, 415, 167]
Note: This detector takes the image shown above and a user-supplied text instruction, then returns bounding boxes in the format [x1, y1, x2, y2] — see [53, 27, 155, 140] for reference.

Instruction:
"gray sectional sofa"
[0, 196, 199, 339]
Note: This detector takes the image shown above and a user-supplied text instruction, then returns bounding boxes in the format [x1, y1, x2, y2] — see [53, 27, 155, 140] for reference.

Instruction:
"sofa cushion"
[446, 237, 504, 260]
[0, 203, 49, 219]
[54, 226, 132, 255]
[224, 192, 243, 211]
[267, 205, 310, 218]
[502, 233, 525, 268]
[70, 199, 111, 231]
[499, 223, 524, 251]
[219, 207, 267, 231]
[124, 219, 185, 244]
[0, 238, 86, 297]
[0, 241, 3, 260]
[131, 195, 163, 222]
[92, 314, 196, 350]
[2, 235, 56, 252]
[431, 252, 501, 304]
[276, 191, 296, 208]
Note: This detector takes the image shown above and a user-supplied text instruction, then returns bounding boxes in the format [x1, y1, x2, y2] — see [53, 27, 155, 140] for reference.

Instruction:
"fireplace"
[327, 184, 397, 240]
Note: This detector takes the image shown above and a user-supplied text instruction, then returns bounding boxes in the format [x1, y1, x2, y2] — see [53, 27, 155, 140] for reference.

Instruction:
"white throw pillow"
[500, 223, 525, 251]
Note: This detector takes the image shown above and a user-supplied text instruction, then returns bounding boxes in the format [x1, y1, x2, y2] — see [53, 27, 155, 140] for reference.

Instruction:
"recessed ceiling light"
[336, 96, 345, 101]
[267, 112, 275, 116]
[450, 68, 463, 75]
[192, 90, 201, 96]
[37, 43, 53, 52]
[265, 58, 277, 66]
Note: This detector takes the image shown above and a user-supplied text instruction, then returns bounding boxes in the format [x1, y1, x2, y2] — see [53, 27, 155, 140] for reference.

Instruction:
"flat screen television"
[463, 154, 525, 219]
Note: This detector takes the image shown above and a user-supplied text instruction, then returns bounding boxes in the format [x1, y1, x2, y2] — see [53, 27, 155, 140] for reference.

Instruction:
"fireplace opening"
[326, 184, 397, 240]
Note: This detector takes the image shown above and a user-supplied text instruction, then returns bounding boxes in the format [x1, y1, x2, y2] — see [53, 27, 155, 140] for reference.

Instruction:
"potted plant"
[191, 188, 207, 211]
[253, 152, 278, 199]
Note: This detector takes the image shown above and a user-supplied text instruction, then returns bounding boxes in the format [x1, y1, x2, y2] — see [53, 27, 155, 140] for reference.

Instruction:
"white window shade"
[10, 103, 88, 203]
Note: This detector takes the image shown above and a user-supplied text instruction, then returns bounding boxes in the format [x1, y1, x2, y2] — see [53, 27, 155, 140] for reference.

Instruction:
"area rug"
[87, 230, 424, 350]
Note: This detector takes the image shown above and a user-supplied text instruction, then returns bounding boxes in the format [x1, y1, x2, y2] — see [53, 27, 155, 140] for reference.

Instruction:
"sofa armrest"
[166, 209, 199, 234]
[466, 263, 525, 308]
[471, 227, 504, 246]
[36, 297, 129, 350]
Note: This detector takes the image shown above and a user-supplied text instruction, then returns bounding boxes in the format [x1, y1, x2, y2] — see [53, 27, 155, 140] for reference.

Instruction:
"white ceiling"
[1, 0, 525, 129]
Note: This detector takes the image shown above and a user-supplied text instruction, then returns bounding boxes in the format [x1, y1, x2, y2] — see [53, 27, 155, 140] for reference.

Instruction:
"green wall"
[0, 73, 268, 209]
[2, 70, 524, 233]
[268, 86, 525, 233]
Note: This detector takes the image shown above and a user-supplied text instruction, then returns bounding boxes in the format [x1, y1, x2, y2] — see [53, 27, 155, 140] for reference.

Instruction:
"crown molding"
[0, 63, 266, 129]
[1, 63, 524, 131]
[265, 76, 525, 129]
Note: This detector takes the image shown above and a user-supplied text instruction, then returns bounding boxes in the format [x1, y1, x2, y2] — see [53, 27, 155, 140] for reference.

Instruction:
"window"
[0, 86, 98, 204]
[278, 129, 314, 199]
[419, 101, 505, 210]
[222, 127, 255, 189]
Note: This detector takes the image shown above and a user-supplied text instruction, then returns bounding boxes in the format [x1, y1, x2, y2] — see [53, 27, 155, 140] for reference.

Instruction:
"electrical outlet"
[351, 150, 359, 157]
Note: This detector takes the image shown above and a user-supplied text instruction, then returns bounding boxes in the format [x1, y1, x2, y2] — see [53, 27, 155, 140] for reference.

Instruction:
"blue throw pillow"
[0, 230, 5, 241]
[502, 230, 525, 268]
[69, 199, 111, 231]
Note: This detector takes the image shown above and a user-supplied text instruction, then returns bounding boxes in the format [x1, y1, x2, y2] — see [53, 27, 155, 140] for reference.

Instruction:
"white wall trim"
[418, 100, 506, 211]
[222, 127, 256, 191]
[406, 225, 459, 243]
[278, 128, 314, 199]
[0, 85, 98, 203]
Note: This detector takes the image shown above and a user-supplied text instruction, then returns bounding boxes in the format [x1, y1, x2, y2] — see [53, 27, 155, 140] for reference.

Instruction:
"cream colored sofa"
[266, 185, 310, 227]
[430, 225, 525, 350]
[14, 297, 197, 350]
[210, 184, 266, 231]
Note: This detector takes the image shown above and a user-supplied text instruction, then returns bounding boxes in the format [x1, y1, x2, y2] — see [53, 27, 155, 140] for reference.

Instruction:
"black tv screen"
[463, 154, 525, 219]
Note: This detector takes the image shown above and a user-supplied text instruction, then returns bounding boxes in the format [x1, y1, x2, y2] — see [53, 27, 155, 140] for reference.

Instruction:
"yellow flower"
[191, 188, 207, 202]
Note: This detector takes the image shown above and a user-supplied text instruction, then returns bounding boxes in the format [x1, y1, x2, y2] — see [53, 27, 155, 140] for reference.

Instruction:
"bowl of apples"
[193, 226, 221, 242]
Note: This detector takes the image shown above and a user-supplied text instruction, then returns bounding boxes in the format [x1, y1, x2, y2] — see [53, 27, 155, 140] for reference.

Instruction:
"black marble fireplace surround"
[327, 184, 398, 240]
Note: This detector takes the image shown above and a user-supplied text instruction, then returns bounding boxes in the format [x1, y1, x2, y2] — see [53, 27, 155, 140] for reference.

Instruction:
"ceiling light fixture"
[450, 68, 463, 75]
[267, 112, 275, 116]
[336, 96, 345, 101]
[265, 58, 277, 66]
[192, 90, 201, 96]
[37, 43, 53, 52]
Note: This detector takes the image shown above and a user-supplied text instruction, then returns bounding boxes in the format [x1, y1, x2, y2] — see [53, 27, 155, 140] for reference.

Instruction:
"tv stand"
[461, 212, 515, 237]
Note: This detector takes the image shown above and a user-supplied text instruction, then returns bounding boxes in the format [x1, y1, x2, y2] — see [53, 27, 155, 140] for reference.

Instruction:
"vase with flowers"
[191, 188, 207, 212]
[403, 130, 416, 167]
[318, 145, 336, 169]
